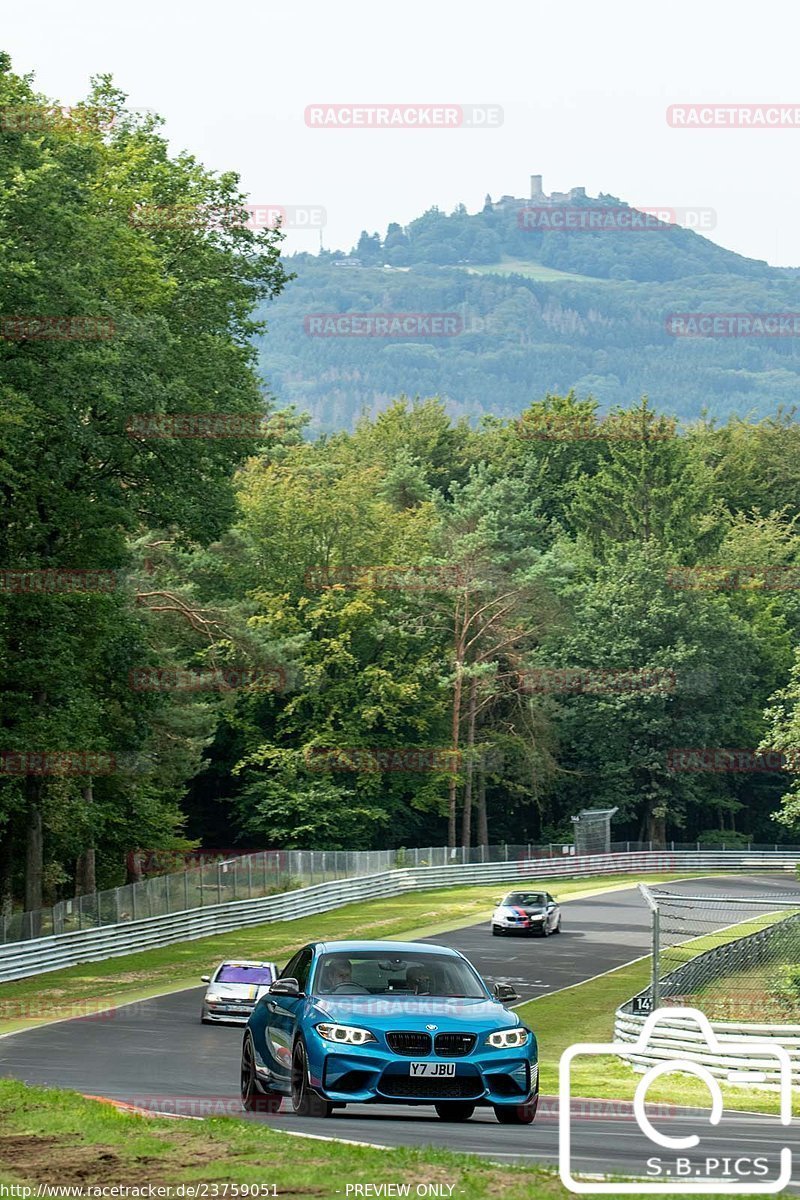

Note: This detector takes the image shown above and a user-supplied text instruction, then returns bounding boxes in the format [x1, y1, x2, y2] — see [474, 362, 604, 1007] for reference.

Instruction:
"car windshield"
[215, 965, 274, 984]
[314, 951, 486, 998]
[504, 892, 546, 907]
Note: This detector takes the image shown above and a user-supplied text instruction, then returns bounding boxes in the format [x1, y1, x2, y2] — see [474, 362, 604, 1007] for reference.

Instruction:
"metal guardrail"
[0, 849, 797, 984]
[6, 839, 799, 945]
[0, 871, 413, 983]
[613, 1008, 800, 1085]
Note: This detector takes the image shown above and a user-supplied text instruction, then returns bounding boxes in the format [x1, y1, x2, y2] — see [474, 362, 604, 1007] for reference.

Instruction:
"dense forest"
[256, 199, 800, 431]
[5, 59, 800, 917]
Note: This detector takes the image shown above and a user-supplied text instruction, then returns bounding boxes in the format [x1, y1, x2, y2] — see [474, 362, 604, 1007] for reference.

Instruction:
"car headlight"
[206, 994, 224, 1003]
[485, 1028, 529, 1049]
[316, 1023, 377, 1045]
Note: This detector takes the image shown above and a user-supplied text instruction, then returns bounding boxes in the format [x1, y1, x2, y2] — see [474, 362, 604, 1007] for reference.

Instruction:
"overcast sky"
[4, 0, 800, 266]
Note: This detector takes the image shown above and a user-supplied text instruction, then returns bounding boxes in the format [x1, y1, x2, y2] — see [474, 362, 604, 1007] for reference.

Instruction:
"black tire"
[291, 1040, 332, 1117]
[435, 1101, 475, 1121]
[492, 926, 503, 936]
[540, 921, 550, 938]
[553, 917, 562, 934]
[240, 1035, 282, 1114]
[494, 1097, 538, 1125]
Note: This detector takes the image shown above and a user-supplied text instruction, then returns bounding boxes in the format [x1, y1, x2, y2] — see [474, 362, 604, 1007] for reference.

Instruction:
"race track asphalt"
[1, 874, 798, 1186]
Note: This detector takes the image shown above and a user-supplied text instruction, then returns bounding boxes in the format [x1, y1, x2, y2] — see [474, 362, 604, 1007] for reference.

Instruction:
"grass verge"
[0, 1077, 694, 1198]
[519, 950, 795, 1116]
[0, 873, 699, 1036]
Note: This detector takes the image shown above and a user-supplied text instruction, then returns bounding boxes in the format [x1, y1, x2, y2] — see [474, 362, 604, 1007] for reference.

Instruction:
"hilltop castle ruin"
[485, 176, 589, 210]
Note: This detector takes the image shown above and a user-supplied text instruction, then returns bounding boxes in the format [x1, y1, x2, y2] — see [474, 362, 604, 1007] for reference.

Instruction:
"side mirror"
[493, 983, 519, 1004]
[201, 975, 210, 983]
[269, 977, 301, 996]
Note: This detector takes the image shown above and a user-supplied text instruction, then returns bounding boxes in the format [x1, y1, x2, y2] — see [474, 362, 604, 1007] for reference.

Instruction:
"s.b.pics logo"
[559, 1007, 792, 1194]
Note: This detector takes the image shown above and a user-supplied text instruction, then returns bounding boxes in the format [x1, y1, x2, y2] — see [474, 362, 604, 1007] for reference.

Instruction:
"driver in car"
[320, 957, 353, 992]
[406, 964, 433, 994]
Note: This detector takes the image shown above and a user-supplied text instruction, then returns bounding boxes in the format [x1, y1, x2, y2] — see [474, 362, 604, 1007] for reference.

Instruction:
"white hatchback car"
[200, 960, 278, 1024]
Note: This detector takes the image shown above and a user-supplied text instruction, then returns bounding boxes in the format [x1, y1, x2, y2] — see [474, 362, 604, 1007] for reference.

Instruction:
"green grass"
[0, 872, 786, 1195]
[0, 1078, 700, 1198]
[519, 914, 796, 1116]
[694, 961, 797, 1021]
[465, 257, 600, 282]
[0, 873, 697, 1035]
[659, 909, 798, 978]
[668, 909, 800, 1022]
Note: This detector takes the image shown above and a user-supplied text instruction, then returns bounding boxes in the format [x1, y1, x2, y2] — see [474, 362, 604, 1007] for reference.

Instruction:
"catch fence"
[630, 884, 800, 1023]
[3, 840, 797, 946]
[0, 849, 798, 982]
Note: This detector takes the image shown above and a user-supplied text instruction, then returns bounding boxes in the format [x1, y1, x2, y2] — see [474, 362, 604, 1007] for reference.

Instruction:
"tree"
[0, 59, 289, 909]
[534, 544, 764, 844]
[356, 231, 383, 263]
[567, 398, 720, 558]
[428, 467, 555, 846]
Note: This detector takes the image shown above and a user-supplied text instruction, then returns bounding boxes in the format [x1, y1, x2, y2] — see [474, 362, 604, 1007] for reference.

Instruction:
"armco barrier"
[0, 850, 797, 983]
[5, 840, 797, 945]
[613, 1007, 800, 1086]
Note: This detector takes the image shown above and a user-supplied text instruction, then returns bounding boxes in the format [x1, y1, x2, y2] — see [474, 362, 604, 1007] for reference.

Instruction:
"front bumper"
[202, 1003, 255, 1024]
[494, 916, 545, 932]
[305, 1029, 538, 1106]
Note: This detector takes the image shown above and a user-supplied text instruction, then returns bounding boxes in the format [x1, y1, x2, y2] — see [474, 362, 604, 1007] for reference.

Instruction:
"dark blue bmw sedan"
[240, 939, 538, 1123]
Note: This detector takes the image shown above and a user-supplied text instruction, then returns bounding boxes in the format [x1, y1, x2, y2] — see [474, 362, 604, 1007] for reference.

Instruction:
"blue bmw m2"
[240, 939, 538, 1123]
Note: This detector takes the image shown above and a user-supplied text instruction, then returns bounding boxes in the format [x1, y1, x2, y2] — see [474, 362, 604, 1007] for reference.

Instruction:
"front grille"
[380, 1076, 482, 1099]
[386, 1031, 432, 1056]
[434, 1032, 476, 1057]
